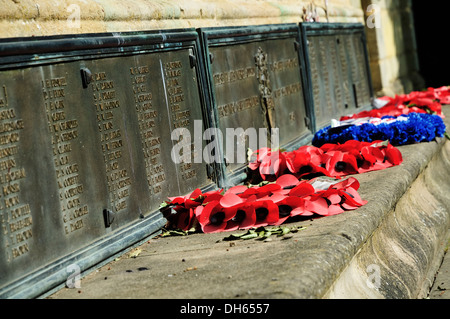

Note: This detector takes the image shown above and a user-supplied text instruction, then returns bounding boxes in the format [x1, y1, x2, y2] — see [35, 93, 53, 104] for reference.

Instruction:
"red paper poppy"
[302, 195, 330, 216]
[275, 174, 301, 189]
[288, 180, 316, 197]
[408, 97, 442, 115]
[195, 200, 236, 233]
[259, 150, 287, 180]
[164, 206, 196, 231]
[324, 177, 367, 209]
[219, 193, 245, 208]
[271, 196, 305, 223]
[224, 185, 249, 196]
[320, 176, 359, 192]
[315, 190, 345, 216]
[230, 184, 282, 203]
[307, 177, 367, 214]
[322, 150, 359, 177]
[352, 142, 388, 172]
[340, 188, 367, 210]
[322, 141, 386, 175]
[223, 202, 257, 231]
[239, 187, 260, 199]
[251, 200, 280, 227]
[433, 86, 450, 105]
[218, 193, 258, 231]
[285, 147, 330, 178]
[248, 147, 270, 171]
[163, 188, 206, 231]
[202, 189, 224, 204]
[167, 188, 204, 208]
[381, 143, 403, 166]
[248, 148, 287, 181]
[323, 141, 367, 164]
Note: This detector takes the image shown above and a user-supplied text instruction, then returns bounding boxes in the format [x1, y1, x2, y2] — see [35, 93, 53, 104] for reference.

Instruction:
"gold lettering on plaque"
[164, 59, 197, 179]
[93, 71, 131, 211]
[213, 67, 256, 86]
[0, 84, 32, 261]
[42, 76, 89, 235]
[131, 64, 167, 195]
[217, 96, 260, 118]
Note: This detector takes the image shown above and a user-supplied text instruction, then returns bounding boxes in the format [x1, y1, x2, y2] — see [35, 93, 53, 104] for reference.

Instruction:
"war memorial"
[0, 0, 448, 301]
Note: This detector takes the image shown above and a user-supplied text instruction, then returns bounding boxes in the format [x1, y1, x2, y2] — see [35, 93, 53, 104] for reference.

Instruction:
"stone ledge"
[47, 106, 450, 299]
[0, 0, 363, 38]
[325, 140, 450, 298]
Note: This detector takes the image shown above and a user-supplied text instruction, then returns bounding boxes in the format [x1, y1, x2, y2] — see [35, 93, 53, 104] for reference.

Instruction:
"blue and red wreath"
[312, 112, 446, 147]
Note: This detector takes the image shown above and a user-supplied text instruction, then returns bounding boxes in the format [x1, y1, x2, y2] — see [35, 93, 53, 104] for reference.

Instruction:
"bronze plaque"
[199, 24, 313, 185]
[301, 23, 373, 130]
[0, 30, 214, 298]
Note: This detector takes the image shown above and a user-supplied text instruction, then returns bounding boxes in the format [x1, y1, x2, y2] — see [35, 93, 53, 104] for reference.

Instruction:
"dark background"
[412, 1, 449, 88]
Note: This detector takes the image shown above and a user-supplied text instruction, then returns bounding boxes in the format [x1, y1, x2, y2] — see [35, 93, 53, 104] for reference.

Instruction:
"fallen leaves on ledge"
[222, 225, 306, 242]
[128, 248, 142, 258]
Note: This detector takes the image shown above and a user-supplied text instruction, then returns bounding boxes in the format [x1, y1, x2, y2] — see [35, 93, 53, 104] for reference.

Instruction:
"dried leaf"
[129, 248, 142, 258]
[240, 233, 259, 240]
[223, 232, 247, 241]
[263, 231, 272, 239]
[290, 226, 306, 233]
[160, 227, 197, 237]
[223, 225, 305, 241]
[280, 227, 291, 236]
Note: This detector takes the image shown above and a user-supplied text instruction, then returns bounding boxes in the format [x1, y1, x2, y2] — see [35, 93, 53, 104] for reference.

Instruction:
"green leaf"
[191, 195, 205, 202]
[444, 132, 450, 141]
[160, 228, 189, 237]
[232, 232, 246, 238]
[187, 227, 197, 234]
[223, 225, 306, 241]
[247, 148, 254, 162]
[263, 231, 272, 239]
[370, 140, 389, 148]
[241, 232, 259, 240]
[128, 248, 142, 258]
[223, 231, 248, 241]
[159, 201, 170, 209]
[223, 234, 240, 241]
[290, 226, 306, 233]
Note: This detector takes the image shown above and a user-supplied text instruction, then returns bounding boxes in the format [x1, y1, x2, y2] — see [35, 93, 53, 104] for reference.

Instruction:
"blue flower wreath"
[312, 113, 446, 147]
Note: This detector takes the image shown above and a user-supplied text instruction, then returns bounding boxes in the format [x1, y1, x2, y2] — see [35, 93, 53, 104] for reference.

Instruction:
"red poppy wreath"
[247, 140, 403, 182]
[160, 139, 403, 234]
[341, 86, 449, 120]
[161, 174, 367, 234]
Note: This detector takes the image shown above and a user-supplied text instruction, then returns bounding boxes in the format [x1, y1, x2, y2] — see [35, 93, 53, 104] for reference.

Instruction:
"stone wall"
[0, 0, 423, 102]
[362, 0, 424, 96]
[0, 0, 363, 38]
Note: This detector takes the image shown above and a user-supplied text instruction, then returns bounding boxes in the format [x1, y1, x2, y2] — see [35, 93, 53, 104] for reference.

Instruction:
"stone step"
[46, 106, 450, 299]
